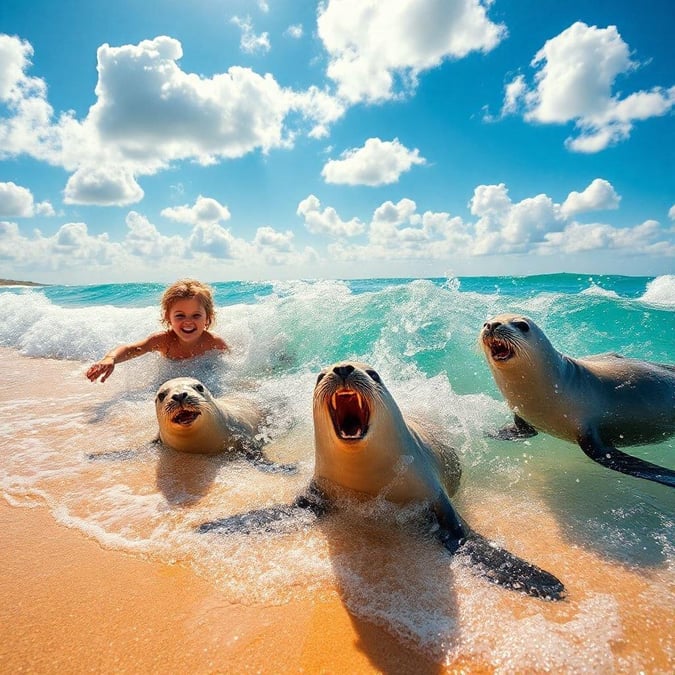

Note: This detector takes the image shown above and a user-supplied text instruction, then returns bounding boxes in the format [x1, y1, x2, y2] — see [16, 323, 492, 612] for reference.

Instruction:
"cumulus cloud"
[308, 180, 673, 262]
[0, 33, 347, 202]
[539, 220, 673, 256]
[124, 211, 185, 259]
[317, 0, 505, 103]
[469, 184, 562, 255]
[64, 166, 144, 206]
[297, 194, 366, 236]
[322, 138, 426, 186]
[231, 16, 271, 54]
[161, 195, 231, 226]
[501, 22, 675, 152]
[668, 205, 675, 221]
[0, 181, 54, 217]
[561, 178, 620, 217]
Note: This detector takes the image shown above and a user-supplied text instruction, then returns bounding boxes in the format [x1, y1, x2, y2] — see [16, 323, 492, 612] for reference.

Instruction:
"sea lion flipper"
[489, 414, 538, 441]
[433, 493, 565, 600]
[244, 449, 298, 475]
[197, 483, 328, 534]
[457, 531, 565, 601]
[196, 505, 310, 534]
[578, 431, 675, 488]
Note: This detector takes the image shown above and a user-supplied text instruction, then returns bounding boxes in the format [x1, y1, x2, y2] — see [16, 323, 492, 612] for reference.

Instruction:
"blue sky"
[0, 0, 673, 284]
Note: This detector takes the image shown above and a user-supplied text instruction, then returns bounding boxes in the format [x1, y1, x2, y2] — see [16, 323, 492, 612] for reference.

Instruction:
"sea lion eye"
[157, 391, 167, 402]
[316, 372, 326, 385]
[366, 369, 381, 383]
[514, 321, 530, 333]
[193, 384, 205, 393]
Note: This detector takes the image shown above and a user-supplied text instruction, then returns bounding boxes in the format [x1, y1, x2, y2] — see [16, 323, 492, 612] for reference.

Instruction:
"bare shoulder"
[204, 331, 229, 352]
[143, 331, 173, 354]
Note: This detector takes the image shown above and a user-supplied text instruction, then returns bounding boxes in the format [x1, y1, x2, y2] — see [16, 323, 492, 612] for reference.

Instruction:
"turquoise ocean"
[1, 273, 674, 669]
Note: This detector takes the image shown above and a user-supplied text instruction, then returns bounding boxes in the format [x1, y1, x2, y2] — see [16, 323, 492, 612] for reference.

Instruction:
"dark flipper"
[578, 431, 675, 488]
[489, 414, 538, 441]
[197, 483, 327, 534]
[433, 490, 564, 600]
[454, 531, 565, 600]
[243, 449, 298, 475]
[87, 439, 160, 461]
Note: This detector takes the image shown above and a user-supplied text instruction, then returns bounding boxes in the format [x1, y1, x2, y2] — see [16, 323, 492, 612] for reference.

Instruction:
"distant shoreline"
[0, 279, 46, 287]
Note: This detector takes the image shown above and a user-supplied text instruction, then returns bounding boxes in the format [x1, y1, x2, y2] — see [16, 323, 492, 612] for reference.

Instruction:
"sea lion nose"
[172, 391, 188, 403]
[483, 321, 501, 332]
[333, 364, 355, 380]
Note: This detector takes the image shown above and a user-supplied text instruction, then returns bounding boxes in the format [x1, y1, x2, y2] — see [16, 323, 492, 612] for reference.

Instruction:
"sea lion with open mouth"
[480, 314, 675, 488]
[198, 362, 565, 600]
[155, 377, 294, 473]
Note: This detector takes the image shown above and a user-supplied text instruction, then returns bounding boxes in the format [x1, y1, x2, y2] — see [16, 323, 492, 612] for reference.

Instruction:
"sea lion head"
[155, 377, 217, 438]
[313, 361, 404, 447]
[312, 361, 424, 498]
[479, 314, 555, 371]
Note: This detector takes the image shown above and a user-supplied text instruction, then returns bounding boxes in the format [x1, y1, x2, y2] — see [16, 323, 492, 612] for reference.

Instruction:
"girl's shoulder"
[203, 331, 229, 352]
[145, 331, 174, 354]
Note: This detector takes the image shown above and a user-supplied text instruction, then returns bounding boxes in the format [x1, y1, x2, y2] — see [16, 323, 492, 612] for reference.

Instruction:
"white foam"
[639, 275, 675, 308]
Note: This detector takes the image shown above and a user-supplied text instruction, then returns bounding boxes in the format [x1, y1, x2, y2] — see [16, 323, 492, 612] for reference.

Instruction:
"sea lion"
[199, 362, 565, 600]
[155, 377, 294, 473]
[480, 314, 675, 488]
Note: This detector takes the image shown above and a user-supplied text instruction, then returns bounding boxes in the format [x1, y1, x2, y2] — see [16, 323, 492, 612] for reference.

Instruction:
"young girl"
[86, 279, 229, 383]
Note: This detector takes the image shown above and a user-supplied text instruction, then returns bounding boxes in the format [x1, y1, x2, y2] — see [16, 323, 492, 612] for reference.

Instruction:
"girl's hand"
[86, 358, 115, 383]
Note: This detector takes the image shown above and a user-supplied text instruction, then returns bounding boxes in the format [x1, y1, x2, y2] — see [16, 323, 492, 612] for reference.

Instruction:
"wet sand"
[0, 502, 451, 674]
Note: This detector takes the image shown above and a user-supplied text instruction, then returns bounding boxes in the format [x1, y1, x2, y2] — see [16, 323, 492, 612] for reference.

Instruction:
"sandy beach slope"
[0, 502, 448, 674]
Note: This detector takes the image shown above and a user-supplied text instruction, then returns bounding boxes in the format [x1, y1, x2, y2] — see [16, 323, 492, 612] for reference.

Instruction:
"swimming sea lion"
[199, 362, 565, 600]
[155, 377, 294, 473]
[480, 314, 675, 488]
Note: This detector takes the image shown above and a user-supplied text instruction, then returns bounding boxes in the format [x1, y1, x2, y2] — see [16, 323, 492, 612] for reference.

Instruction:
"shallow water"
[1, 275, 674, 671]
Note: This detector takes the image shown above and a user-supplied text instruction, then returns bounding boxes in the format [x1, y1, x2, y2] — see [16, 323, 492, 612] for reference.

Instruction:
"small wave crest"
[639, 275, 675, 308]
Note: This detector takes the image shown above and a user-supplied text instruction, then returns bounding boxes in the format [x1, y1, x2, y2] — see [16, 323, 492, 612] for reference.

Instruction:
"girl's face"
[167, 297, 210, 343]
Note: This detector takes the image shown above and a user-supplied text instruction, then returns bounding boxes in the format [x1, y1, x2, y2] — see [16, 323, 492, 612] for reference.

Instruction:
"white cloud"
[0, 181, 53, 217]
[124, 211, 185, 259]
[161, 195, 231, 226]
[312, 182, 674, 261]
[0, 34, 348, 202]
[89, 36, 287, 164]
[64, 166, 144, 206]
[231, 16, 271, 54]
[285, 25, 303, 39]
[500, 74, 527, 117]
[470, 184, 563, 254]
[297, 194, 365, 237]
[322, 138, 426, 186]
[669, 205, 675, 221]
[540, 220, 674, 256]
[561, 178, 620, 217]
[317, 0, 506, 103]
[501, 22, 675, 152]
[187, 222, 240, 259]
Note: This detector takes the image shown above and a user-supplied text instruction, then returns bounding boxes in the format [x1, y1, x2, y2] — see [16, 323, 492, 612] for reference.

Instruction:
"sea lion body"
[480, 314, 675, 487]
[200, 362, 565, 600]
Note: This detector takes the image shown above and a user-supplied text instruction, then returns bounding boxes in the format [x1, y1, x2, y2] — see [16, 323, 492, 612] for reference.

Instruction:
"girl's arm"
[86, 333, 167, 382]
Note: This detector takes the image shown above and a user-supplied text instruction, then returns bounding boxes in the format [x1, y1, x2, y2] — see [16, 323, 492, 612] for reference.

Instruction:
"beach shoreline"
[0, 500, 449, 674]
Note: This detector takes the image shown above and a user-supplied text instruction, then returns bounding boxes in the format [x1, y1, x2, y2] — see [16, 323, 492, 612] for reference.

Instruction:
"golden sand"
[0, 503, 450, 674]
